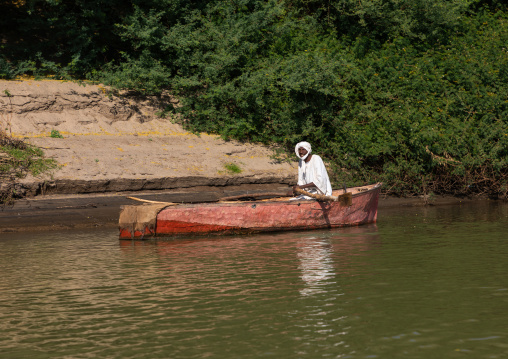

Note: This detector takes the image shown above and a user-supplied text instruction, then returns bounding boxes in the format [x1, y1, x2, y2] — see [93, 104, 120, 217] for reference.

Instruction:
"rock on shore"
[0, 80, 294, 197]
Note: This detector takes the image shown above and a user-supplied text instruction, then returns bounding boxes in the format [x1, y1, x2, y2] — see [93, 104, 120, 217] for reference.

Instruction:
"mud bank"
[0, 183, 294, 232]
[0, 188, 483, 233]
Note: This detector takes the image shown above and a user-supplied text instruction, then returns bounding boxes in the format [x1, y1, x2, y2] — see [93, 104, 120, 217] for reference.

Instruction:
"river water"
[1, 200, 507, 358]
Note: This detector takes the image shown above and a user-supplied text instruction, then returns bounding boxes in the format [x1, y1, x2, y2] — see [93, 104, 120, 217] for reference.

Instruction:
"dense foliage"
[2, 0, 507, 197]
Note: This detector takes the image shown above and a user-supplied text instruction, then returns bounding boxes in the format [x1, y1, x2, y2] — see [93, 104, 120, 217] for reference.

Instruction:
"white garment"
[297, 155, 332, 196]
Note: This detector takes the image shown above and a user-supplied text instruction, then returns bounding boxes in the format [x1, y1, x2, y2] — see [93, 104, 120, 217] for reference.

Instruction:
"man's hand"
[286, 187, 296, 196]
[293, 183, 316, 192]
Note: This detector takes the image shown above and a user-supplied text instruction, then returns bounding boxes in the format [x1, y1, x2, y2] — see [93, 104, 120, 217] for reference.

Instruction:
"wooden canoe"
[118, 182, 382, 239]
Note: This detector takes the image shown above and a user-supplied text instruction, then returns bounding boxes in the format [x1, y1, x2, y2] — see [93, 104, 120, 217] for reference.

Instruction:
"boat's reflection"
[119, 225, 380, 353]
[119, 224, 381, 291]
[297, 237, 335, 296]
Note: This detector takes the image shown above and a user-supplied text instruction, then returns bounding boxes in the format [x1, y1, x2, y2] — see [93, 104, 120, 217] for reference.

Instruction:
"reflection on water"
[297, 237, 335, 296]
[296, 226, 379, 297]
[0, 201, 508, 358]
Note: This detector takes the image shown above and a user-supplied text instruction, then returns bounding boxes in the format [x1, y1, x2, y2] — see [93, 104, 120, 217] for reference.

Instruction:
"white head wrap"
[295, 141, 312, 161]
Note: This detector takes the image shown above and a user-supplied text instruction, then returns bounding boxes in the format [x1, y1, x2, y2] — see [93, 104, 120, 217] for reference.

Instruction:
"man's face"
[298, 147, 308, 158]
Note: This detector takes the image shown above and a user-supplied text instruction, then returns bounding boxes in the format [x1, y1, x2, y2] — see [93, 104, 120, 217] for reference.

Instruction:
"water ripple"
[1, 211, 507, 358]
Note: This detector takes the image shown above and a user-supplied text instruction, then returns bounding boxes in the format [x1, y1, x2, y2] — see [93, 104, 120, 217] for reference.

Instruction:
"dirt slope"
[0, 79, 295, 196]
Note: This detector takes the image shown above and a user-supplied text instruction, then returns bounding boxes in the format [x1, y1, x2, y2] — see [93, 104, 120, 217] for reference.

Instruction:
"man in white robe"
[291, 141, 332, 199]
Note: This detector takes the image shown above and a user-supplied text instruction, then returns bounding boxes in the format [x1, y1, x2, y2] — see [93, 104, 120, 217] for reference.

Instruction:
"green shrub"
[1, 133, 58, 204]
[50, 129, 64, 138]
[2, 0, 508, 197]
[224, 163, 242, 174]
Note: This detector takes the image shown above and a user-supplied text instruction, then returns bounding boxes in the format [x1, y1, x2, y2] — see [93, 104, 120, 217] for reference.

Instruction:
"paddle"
[127, 192, 290, 205]
[127, 196, 178, 205]
[219, 192, 291, 201]
[127, 189, 352, 205]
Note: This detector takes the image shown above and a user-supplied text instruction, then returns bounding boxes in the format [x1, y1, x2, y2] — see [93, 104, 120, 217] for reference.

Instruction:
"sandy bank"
[0, 79, 294, 198]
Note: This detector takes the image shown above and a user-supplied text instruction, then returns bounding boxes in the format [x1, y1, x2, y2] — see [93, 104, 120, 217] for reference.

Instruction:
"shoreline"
[1, 79, 502, 235]
[0, 181, 292, 233]
[0, 182, 492, 234]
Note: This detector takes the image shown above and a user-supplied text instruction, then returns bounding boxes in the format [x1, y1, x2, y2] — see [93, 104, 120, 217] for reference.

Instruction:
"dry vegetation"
[1, 91, 57, 205]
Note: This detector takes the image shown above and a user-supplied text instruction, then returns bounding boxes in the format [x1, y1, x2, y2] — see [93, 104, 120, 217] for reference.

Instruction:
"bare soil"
[0, 79, 294, 197]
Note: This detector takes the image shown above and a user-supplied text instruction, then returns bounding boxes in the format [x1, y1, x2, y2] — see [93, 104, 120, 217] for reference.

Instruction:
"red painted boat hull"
[119, 183, 381, 239]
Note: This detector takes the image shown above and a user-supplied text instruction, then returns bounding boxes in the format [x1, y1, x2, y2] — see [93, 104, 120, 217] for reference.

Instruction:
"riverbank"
[0, 188, 485, 233]
[0, 80, 497, 234]
[0, 79, 295, 232]
[0, 79, 294, 199]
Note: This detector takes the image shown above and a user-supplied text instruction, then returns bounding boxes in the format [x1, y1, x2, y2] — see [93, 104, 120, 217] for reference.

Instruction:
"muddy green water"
[1, 201, 507, 358]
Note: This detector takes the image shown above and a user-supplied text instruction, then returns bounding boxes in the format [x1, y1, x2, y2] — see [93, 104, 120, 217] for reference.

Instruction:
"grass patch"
[1, 145, 58, 176]
[224, 162, 242, 174]
[1, 132, 58, 205]
[50, 129, 64, 138]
